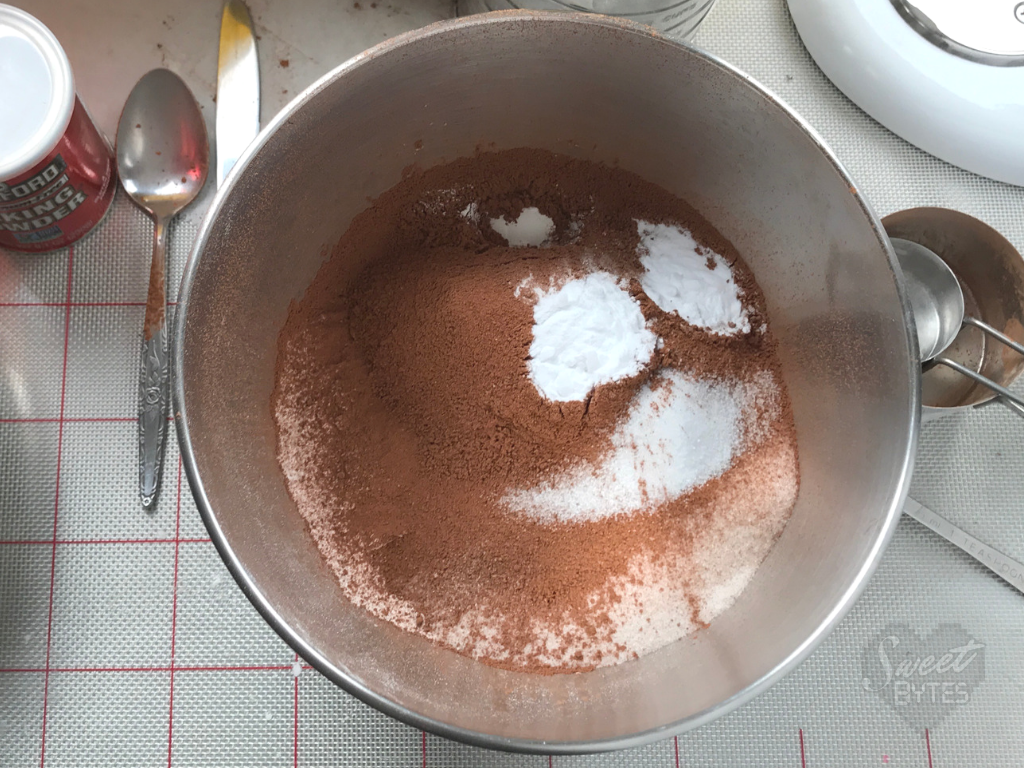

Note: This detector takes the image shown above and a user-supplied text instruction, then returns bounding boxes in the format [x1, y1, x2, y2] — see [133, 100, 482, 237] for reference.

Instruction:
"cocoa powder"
[272, 149, 799, 673]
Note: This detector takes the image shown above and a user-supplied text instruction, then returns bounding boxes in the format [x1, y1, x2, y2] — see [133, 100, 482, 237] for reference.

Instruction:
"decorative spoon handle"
[139, 217, 169, 508]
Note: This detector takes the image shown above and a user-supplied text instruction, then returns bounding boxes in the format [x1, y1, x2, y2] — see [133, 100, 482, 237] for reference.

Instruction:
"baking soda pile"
[490, 206, 555, 247]
[273, 150, 799, 673]
[637, 220, 750, 335]
[527, 272, 656, 402]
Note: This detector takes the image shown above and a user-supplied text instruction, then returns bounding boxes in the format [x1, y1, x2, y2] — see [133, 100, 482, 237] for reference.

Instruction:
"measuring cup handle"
[996, 396, 1024, 419]
[962, 315, 1024, 358]
[934, 356, 1024, 419]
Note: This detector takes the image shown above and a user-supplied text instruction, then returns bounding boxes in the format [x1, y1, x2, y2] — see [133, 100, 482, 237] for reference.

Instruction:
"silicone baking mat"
[2, 0, 1023, 765]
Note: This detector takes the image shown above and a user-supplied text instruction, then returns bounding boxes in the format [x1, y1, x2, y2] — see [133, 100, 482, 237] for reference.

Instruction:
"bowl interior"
[176, 13, 916, 751]
[884, 207, 1024, 412]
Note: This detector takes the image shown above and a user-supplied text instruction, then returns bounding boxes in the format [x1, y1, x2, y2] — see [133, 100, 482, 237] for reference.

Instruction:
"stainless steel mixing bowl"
[174, 12, 918, 753]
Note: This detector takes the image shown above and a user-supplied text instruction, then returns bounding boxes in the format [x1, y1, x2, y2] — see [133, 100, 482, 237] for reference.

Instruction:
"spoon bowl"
[117, 69, 209, 218]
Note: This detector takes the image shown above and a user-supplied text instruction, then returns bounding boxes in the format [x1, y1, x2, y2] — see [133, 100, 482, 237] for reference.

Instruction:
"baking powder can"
[0, 4, 116, 252]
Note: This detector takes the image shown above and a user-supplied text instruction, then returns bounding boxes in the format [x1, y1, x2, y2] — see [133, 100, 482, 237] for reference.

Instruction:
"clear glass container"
[456, 0, 718, 38]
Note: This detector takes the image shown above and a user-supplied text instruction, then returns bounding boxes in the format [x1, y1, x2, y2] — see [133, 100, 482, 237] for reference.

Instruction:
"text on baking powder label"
[0, 155, 90, 241]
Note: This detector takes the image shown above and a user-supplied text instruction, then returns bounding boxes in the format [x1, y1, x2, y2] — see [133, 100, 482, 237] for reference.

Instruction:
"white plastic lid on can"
[0, 4, 75, 180]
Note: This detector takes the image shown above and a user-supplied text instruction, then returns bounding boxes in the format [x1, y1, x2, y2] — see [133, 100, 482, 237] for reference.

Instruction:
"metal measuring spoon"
[117, 69, 209, 508]
[893, 237, 1024, 418]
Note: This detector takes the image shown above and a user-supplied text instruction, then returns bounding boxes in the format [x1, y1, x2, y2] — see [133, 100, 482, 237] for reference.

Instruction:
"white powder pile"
[505, 369, 751, 522]
[527, 271, 657, 402]
[637, 220, 751, 336]
[490, 206, 555, 247]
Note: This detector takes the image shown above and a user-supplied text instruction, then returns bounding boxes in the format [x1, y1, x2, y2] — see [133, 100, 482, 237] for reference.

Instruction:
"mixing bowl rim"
[173, 10, 920, 754]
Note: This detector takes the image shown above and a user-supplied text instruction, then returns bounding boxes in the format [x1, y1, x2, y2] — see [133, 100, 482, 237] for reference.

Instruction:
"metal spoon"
[117, 69, 209, 508]
[892, 237, 1024, 418]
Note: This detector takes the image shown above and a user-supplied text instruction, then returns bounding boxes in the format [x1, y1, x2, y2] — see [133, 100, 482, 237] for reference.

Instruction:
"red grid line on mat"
[293, 653, 300, 768]
[421, 730, 427, 768]
[675, 735, 680, 767]
[167, 457, 183, 768]
[925, 729, 933, 768]
[0, 418, 132, 423]
[0, 301, 179, 307]
[1, 416, 175, 423]
[38, 246, 74, 768]
[799, 728, 806, 768]
[0, 539, 211, 545]
[0, 665, 311, 674]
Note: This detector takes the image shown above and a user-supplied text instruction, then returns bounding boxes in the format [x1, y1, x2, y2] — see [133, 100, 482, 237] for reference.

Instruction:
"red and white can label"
[0, 97, 116, 253]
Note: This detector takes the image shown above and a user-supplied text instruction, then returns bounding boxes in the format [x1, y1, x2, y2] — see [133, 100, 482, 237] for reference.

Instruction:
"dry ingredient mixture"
[272, 149, 799, 673]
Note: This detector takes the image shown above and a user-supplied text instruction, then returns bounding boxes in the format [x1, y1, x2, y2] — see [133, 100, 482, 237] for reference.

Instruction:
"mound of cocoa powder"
[272, 149, 798, 673]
